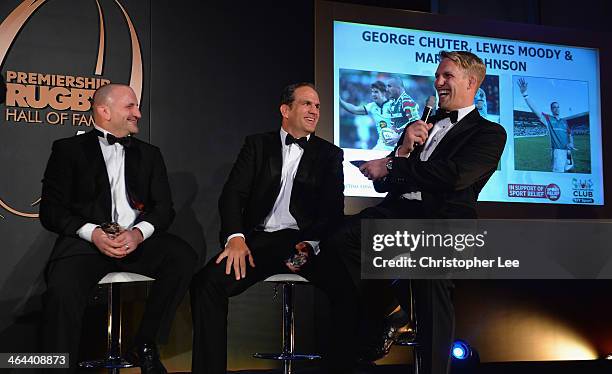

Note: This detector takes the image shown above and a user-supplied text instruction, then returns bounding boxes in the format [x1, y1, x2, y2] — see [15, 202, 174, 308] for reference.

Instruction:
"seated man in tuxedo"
[326, 51, 507, 374]
[40, 83, 196, 374]
[190, 83, 358, 374]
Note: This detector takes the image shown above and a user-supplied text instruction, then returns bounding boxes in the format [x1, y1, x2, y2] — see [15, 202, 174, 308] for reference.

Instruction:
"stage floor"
[165, 360, 612, 374]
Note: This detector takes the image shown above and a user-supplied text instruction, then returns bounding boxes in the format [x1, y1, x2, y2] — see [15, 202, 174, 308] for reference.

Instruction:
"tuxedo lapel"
[124, 140, 142, 208]
[81, 130, 112, 220]
[294, 138, 317, 185]
[267, 133, 282, 183]
[290, 136, 318, 221]
[429, 109, 480, 159]
[411, 142, 426, 159]
[81, 131, 106, 178]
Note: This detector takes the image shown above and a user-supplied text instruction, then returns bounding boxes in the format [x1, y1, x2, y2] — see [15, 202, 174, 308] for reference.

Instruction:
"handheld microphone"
[421, 95, 436, 123]
[411, 96, 437, 149]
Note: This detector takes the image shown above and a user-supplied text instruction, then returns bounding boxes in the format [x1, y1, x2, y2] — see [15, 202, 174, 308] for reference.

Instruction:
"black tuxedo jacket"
[40, 130, 175, 260]
[375, 109, 507, 218]
[218, 131, 344, 245]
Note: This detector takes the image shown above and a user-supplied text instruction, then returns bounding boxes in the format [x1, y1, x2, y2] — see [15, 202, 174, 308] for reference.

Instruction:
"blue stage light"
[451, 340, 471, 360]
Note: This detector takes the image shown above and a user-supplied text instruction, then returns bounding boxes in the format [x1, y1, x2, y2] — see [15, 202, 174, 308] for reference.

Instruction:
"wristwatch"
[385, 158, 393, 171]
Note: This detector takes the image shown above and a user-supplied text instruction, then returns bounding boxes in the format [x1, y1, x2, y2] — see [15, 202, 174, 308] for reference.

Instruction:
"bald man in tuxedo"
[40, 84, 196, 374]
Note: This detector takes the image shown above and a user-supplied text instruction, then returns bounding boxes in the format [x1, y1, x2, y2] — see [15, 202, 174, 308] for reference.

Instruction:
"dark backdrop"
[1, 0, 611, 370]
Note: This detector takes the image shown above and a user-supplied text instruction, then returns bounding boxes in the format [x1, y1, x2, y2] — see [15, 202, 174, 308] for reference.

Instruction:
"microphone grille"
[426, 95, 436, 108]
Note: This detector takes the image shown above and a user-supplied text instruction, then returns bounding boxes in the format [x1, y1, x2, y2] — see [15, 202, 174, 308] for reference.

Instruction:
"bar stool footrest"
[253, 353, 321, 361]
[395, 340, 419, 347]
[79, 357, 134, 369]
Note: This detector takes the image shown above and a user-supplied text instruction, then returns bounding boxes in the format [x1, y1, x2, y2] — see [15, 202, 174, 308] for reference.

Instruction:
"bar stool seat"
[79, 272, 154, 374]
[253, 273, 321, 374]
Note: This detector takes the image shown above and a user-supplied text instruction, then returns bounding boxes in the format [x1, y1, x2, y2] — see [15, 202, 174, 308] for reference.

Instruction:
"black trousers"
[41, 232, 197, 373]
[324, 199, 455, 374]
[190, 229, 359, 374]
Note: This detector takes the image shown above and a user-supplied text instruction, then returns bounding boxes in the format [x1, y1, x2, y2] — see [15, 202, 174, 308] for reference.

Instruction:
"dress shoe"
[357, 309, 412, 362]
[395, 326, 417, 345]
[125, 342, 168, 374]
[357, 323, 400, 361]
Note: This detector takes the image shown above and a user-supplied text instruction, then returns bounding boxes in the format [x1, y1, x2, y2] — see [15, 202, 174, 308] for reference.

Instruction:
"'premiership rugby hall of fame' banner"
[334, 21, 602, 206]
[0, 0, 150, 308]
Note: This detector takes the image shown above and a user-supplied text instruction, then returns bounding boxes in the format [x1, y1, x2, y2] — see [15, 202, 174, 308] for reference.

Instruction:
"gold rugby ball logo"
[0, 0, 143, 218]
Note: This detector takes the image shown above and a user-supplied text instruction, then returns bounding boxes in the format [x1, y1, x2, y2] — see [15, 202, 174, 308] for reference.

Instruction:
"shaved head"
[92, 83, 141, 136]
[389, 76, 404, 88]
[93, 83, 130, 107]
[386, 76, 405, 99]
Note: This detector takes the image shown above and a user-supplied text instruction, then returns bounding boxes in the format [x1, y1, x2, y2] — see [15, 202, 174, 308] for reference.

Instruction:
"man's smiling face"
[435, 58, 473, 111]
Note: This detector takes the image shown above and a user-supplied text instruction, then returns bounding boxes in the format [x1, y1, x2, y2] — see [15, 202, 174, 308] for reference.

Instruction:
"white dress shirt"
[76, 125, 154, 242]
[400, 105, 475, 200]
[226, 128, 320, 253]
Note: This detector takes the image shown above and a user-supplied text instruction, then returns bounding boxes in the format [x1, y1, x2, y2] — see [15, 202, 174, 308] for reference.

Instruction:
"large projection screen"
[315, 1, 611, 216]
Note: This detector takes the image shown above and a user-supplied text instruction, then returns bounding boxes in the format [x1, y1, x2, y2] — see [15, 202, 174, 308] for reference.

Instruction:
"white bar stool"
[79, 272, 154, 374]
[253, 274, 321, 374]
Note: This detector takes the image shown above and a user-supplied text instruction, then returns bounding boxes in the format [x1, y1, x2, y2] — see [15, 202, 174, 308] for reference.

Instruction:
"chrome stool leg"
[282, 282, 295, 374]
[79, 283, 134, 372]
[108, 283, 131, 374]
[409, 281, 420, 374]
[254, 279, 321, 374]
[79, 273, 154, 372]
[393, 280, 420, 374]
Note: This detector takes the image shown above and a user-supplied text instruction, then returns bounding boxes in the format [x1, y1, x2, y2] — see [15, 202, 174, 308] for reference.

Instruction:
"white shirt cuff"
[304, 240, 320, 255]
[133, 221, 155, 240]
[395, 149, 410, 158]
[225, 233, 245, 247]
[77, 223, 98, 242]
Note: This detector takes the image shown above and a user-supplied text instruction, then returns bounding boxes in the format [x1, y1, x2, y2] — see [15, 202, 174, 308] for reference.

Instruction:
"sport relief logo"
[572, 178, 594, 204]
[508, 183, 561, 201]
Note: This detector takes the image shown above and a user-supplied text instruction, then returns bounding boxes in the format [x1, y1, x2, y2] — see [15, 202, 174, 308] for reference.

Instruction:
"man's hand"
[216, 236, 256, 280]
[115, 229, 144, 255]
[285, 241, 313, 273]
[359, 157, 390, 181]
[397, 120, 433, 155]
[92, 227, 128, 258]
[517, 78, 528, 95]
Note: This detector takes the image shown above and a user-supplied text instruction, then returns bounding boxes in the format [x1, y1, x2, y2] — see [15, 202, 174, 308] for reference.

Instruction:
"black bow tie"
[95, 129, 132, 147]
[434, 110, 459, 124]
[285, 134, 309, 148]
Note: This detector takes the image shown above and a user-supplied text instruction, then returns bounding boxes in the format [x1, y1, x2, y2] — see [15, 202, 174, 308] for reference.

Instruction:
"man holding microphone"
[327, 51, 506, 373]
